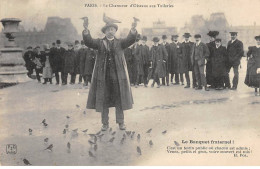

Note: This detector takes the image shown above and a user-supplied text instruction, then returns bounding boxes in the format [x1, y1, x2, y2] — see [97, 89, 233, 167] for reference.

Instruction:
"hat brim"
[102, 24, 118, 33]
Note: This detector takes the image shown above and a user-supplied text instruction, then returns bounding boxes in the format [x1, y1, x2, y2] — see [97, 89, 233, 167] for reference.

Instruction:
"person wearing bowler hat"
[244, 35, 260, 95]
[190, 34, 210, 91]
[211, 38, 228, 90]
[180, 33, 196, 88]
[169, 35, 182, 85]
[133, 35, 150, 87]
[161, 35, 171, 86]
[206, 31, 219, 88]
[150, 37, 168, 88]
[82, 14, 138, 131]
[225, 32, 244, 90]
[62, 43, 76, 85]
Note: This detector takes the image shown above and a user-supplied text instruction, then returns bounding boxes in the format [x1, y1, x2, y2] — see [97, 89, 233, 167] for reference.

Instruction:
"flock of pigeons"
[22, 104, 180, 166]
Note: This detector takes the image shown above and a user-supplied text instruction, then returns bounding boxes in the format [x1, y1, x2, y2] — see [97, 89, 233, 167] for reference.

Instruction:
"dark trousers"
[102, 106, 124, 125]
[162, 72, 170, 85]
[194, 61, 206, 87]
[170, 73, 180, 83]
[54, 72, 60, 84]
[35, 69, 41, 82]
[152, 74, 160, 85]
[192, 70, 197, 87]
[182, 71, 190, 86]
[79, 75, 82, 83]
[70, 73, 76, 84]
[213, 76, 224, 88]
[26, 67, 34, 77]
[226, 65, 239, 88]
[83, 74, 92, 85]
[61, 72, 67, 84]
[143, 65, 149, 85]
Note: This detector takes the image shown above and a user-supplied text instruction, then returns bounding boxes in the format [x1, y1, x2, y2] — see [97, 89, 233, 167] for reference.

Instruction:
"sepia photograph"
[0, 0, 260, 166]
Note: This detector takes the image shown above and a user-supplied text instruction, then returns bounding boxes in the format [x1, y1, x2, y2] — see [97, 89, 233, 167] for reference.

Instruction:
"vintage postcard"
[0, 0, 260, 166]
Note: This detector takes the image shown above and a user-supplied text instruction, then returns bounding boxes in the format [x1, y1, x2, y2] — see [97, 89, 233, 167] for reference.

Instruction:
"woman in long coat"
[244, 36, 260, 94]
[150, 37, 168, 87]
[42, 44, 53, 84]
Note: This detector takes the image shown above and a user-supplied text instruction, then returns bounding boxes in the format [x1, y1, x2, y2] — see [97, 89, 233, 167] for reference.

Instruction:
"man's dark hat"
[194, 34, 201, 38]
[207, 31, 219, 37]
[141, 36, 147, 41]
[136, 34, 141, 41]
[162, 35, 167, 39]
[101, 23, 118, 33]
[171, 35, 179, 39]
[254, 35, 260, 40]
[75, 40, 79, 44]
[27, 46, 32, 49]
[67, 42, 73, 46]
[56, 40, 61, 44]
[153, 37, 160, 42]
[183, 33, 191, 38]
[52, 42, 56, 46]
[215, 38, 222, 42]
[229, 32, 238, 36]
[81, 40, 85, 45]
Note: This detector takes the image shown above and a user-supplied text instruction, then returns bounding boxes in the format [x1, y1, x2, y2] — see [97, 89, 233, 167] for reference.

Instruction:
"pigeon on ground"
[29, 128, 32, 133]
[63, 129, 66, 134]
[162, 130, 167, 134]
[137, 146, 142, 155]
[82, 129, 88, 133]
[94, 144, 97, 151]
[72, 128, 78, 132]
[126, 131, 131, 136]
[146, 128, 152, 133]
[97, 134, 104, 140]
[43, 123, 48, 127]
[83, 110, 86, 114]
[76, 104, 80, 108]
[42, 119, 46, 124]
[44, 144, 53, 151]
[96, 131, 101, 136]
[149, 140, 153, 146]
[123, 133, 126, 139]
[66, 116, 70, 119]
[88, 140, 96, 145]
[65, 124, 69, 129]
[44, 138, 49, 143]
[109, 137, 115, 143]
[111, 131, 116, 135]
[120, 137, 125, 144]
[67, 142, 71, 149]
[137, 134, 141, 141]
[89, 151, 95, 158]
[23, 159, 32, 165]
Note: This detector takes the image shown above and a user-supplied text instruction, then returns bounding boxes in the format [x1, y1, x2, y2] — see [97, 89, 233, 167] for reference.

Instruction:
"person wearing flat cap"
[180, 33, 197, 88]
[206, 31, 219, 88]
[225, 32, 244, 90]
[190, 34, 210, 91]
[161, 35, 171, 86]
[244, 35, 260, 94]
[210, 38, 228, 90]
[82, 14, 138, 131]
[150, 37, 168, 88]
[169, 35, 182, 85]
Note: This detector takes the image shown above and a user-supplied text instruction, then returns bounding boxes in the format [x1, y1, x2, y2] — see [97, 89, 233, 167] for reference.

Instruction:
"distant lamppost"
[0, 18, 28, 83]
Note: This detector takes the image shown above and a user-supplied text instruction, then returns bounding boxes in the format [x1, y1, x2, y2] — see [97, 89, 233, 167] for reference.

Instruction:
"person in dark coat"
[74, 40, 82, 84]
[169, 35, 182, 85]
[150, 37, 168, 88]
[161, 35, 171, 86]
[78, 40, 95, 86]
[225, 32, 244, 90]
[82, 16, 138, 131]
[131, 34, 141, 85]
[206, 31, 219, 88]
[50, 40, 65, 85]
[244, 35, 260, 94]
[23, 46, 36, 78]
[124, 46, 134, 85]
[190, 34, 210, 91]
[180, 33, 196, 88]
[62, 43, 76, 85]
[134, 35, 150, 87]
[211, 39, 228, 90]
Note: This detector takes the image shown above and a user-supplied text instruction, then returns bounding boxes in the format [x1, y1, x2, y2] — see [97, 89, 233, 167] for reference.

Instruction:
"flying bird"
[89, 151, 95, 158]
[94, 144, 98, 151]
[146, 128, 152, 133]
[44, 144, 53, 151]
[103, 13, 121, 24]
[149, 140, 153, 146]
[133, 17, 140, 23]
[137, 146, 142, 155]
[162, 130, 167, 134]
[109, 137, 115, 143]
[23, 158, 32, 165]
[174, 141, 180, 147]
[82, 129, 88, 133]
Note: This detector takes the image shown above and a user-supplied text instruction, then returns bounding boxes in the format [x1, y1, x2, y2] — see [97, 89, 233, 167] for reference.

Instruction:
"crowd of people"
[23, 31, 260, 93]
[23, 40, 96, 86]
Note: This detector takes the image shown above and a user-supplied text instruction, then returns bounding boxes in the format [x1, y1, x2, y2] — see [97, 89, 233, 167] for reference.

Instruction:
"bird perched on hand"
[81, 17, 88, 30]
[137, 146, 142, 155]
[23, 158, 32, 165]
[103, 13, 121, 24]
[44, 144, 53, 151]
